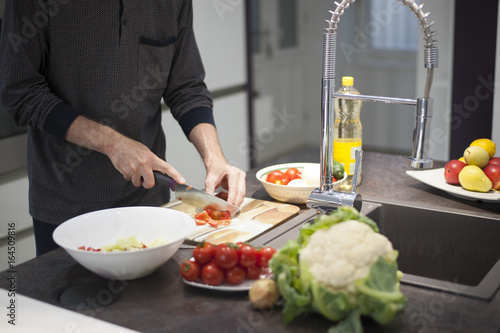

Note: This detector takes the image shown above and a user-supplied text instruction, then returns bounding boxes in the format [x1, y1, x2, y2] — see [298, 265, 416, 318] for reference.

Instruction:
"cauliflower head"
[300, 219, 395, 294]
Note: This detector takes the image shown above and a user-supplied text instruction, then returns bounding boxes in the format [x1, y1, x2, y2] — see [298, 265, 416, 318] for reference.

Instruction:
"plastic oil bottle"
[333, 76, 362, 190]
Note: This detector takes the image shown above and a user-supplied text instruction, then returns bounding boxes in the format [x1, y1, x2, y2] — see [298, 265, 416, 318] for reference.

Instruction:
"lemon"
[470, 138, 496, 159]
[458, 157, 465, 163]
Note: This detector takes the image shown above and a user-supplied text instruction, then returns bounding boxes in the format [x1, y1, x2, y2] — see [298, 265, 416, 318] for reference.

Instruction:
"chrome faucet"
[307, 0, 439, 213]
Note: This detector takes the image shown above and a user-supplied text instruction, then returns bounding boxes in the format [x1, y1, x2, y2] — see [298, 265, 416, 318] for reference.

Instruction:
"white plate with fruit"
[407, 139, 500, 202]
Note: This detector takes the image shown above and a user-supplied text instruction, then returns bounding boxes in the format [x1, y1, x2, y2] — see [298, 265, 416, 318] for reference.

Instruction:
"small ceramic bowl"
[256, 162, 346, 204]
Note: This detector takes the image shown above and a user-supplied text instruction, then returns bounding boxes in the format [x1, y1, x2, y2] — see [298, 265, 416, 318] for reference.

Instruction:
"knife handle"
[153, 171, 176, 191]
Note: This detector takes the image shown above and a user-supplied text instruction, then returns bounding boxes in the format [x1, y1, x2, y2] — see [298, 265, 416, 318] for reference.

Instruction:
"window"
[250, 0, 298, 55]
[278, 0, 298, 49]
[250, 0, 261, 54]
[366, 0, 418, 51]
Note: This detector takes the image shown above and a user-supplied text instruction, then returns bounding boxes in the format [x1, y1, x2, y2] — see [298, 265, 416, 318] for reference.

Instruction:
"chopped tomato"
[205, 208, 231, 220]
[194, 208, 232, 228]
[78, 246, 101, 252]
[194, 211, 211, 221]
[195, 219, 208, 225]
[208, 219, 222, 227]
[218, 219, 231, 226]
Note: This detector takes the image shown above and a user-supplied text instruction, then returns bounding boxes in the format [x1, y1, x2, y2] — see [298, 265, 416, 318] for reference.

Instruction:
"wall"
[163, 0, 249, 189]
[493, 3, 500, 146]
[416, 0, 455, 161]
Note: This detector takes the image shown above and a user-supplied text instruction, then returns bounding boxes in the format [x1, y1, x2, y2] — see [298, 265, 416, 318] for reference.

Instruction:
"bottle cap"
[342, 76, 354, 86]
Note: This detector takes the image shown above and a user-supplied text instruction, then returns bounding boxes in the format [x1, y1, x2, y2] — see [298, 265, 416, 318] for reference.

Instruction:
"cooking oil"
[333, 76, 362, 190]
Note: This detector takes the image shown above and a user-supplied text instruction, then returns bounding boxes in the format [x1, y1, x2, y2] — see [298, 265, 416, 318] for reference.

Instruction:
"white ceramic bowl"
[53, 206, 195, 280]
[256, 162, 346, 204]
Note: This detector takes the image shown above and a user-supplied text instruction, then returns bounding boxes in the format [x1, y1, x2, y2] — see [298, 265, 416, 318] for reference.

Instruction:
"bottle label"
[333, 140, 362, 175]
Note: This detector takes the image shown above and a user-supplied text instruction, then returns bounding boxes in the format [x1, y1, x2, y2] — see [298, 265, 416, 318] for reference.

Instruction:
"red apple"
[444, 159, 466, 185]
[483, 164, 500, 190]
[488, 157, 500, 166]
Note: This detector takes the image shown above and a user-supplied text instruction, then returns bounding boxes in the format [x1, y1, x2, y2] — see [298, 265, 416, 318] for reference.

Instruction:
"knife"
[153, 171, 241, 217]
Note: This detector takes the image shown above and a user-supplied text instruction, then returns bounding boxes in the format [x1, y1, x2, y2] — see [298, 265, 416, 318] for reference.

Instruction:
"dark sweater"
[0, 0, 215, 224]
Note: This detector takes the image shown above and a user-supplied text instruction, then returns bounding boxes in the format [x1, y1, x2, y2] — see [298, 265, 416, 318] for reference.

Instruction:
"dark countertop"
[2, 147, 500, 332]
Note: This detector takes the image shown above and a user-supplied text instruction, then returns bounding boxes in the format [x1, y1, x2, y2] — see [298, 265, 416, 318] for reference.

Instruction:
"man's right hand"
[65, 116, 185, 188]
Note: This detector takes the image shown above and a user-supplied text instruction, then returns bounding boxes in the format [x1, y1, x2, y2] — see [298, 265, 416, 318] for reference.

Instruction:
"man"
[0, 0, 246, 255]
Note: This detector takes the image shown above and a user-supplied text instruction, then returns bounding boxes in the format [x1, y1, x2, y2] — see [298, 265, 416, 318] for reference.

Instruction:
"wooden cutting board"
[162, 198, 300, 245]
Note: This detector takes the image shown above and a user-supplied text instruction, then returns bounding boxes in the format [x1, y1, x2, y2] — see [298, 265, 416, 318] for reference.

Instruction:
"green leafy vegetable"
[269, 206, 407, 332]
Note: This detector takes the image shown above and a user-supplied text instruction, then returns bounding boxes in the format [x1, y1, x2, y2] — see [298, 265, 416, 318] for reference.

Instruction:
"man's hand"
[65, 116, 185, 188]
[204, 159, 246, 207]
[188, 123, 246, 207]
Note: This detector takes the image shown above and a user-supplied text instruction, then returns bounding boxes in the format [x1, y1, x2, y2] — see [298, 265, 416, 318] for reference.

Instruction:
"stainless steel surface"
[154, 171, 241, 217]
[319, 32, 337, 192]
[351, 149, 362, 190]
[408, 98, 434, 169]
[257, 199, 500, 300]
[308, 150, 363, 213]
[312, 0, 439, 212]
[331, 93, 417, 106]
[307, 188, 362, 213]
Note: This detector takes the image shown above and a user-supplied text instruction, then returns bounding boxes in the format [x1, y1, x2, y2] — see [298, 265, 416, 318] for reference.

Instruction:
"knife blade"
[153, 171, 240, 217]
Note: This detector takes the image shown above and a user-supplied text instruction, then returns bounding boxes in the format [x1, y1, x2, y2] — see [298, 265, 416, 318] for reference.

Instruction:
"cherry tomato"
[180, 260, 201, 282]
[225, 265, 246, 285]
[257, 247, 277, 268]
[245, 264, 262, 280]
[205, 208, 231, 220]
[285, 167, 301, 181]
[201, 263, 224, 286]
[215, 245, 239, 269]
[238, 245, 258, 268]
[193, 242, 216, 265]
[266, 170, 289, 185]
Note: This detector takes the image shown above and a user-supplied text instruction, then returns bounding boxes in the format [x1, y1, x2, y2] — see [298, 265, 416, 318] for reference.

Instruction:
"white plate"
[406, 168, 500, 202]
[182, 268, 273, 292]
[183, 277, 256, 291]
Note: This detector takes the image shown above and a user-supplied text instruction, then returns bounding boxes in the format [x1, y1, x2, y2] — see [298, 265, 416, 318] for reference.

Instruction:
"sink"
[254, 200, 500, 300]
